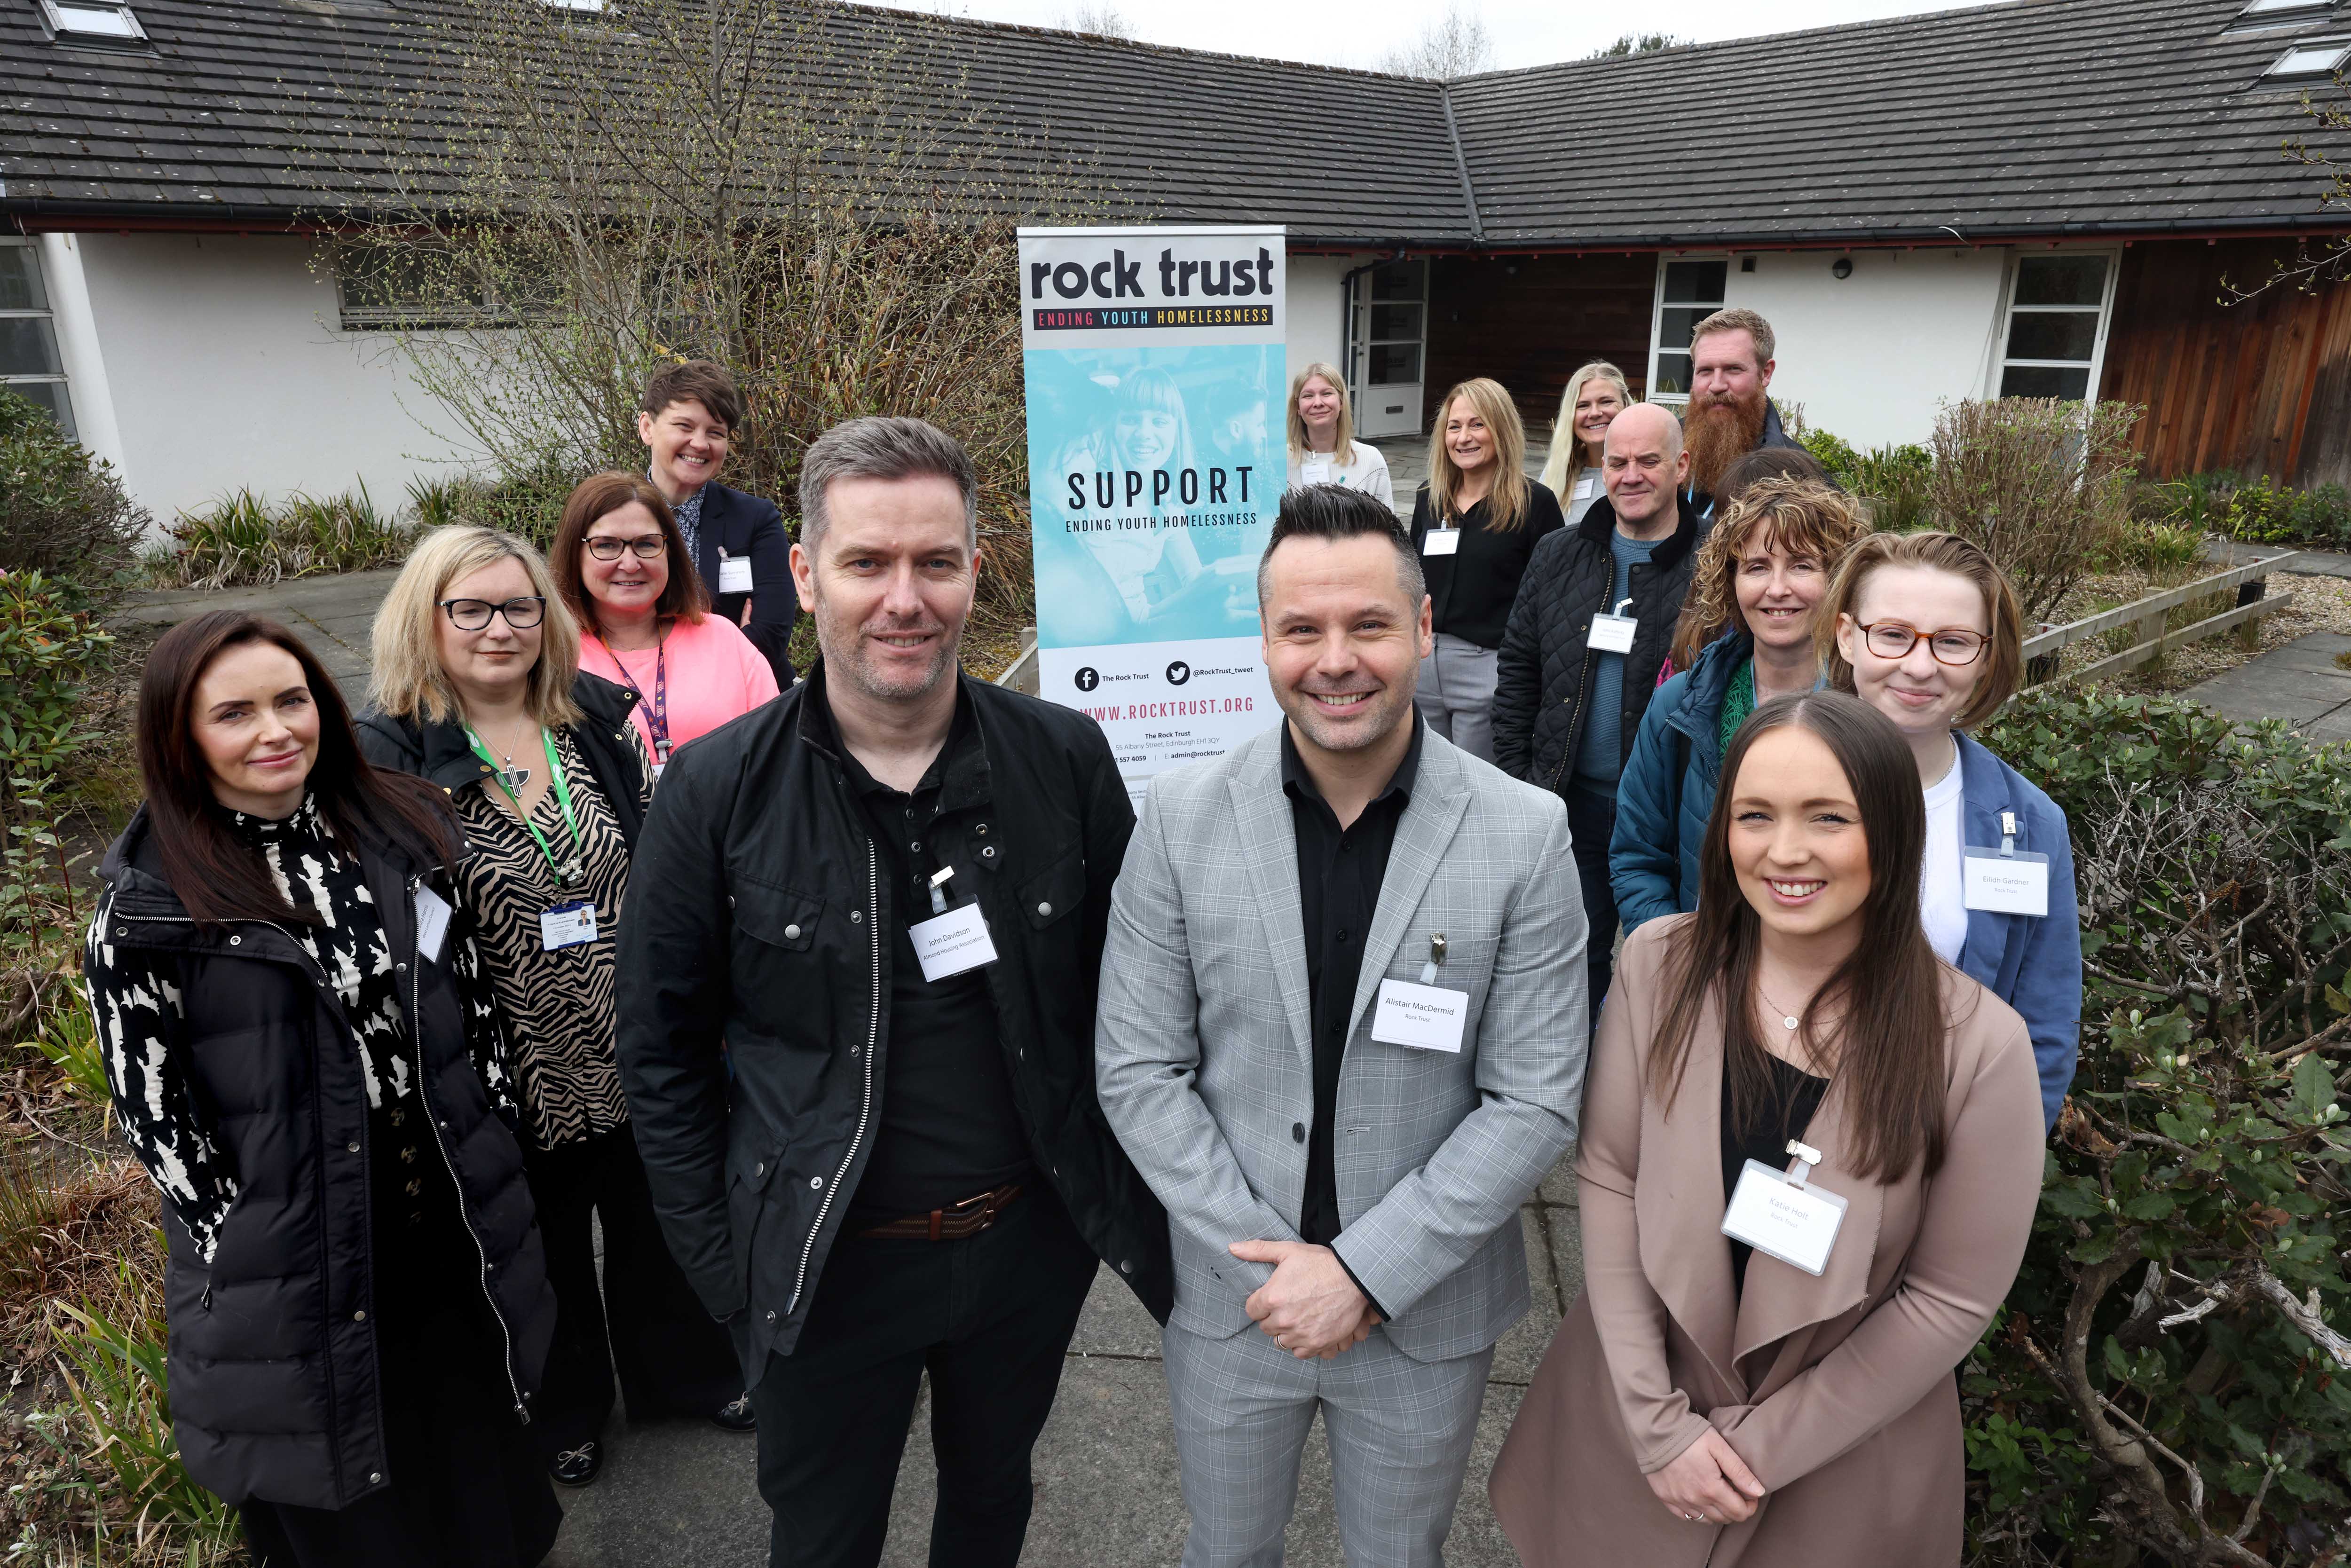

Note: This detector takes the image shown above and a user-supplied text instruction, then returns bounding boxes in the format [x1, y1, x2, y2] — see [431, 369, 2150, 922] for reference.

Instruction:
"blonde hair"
[1815, 530, 2025, 733]
[1538, 361, 1632, 498]
[1690, 307, 1777, 366]
[1426, 378, 1532, 531]
[369, 524, 584, 731]
[1286, 362, 1359, 466]
[1672, 476, 1869, 668]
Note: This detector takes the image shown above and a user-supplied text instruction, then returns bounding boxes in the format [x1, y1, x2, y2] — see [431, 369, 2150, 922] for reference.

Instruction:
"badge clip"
[1785, 1138, 1823, 1188]
[1420, 932, 1447, 985]
[2000, 809, 2018, 858]
[929, 863, 956, 915]
[1614, 597, 1635, 617]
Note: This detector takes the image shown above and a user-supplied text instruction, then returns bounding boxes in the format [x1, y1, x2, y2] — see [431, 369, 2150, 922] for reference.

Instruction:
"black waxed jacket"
[1490, 493, 1706, 795]
[88, 809, 553, 1511]
[614, 665, 1173, 1378]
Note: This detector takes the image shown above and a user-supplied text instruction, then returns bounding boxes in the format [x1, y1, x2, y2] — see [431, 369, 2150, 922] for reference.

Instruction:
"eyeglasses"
[1857, 620, 1992, 667]
[438, 596, 546, 631]
[584, 535, 667, 562]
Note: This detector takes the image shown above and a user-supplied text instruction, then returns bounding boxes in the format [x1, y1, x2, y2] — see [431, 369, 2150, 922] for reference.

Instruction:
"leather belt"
[856, 1182, 1024, 1241]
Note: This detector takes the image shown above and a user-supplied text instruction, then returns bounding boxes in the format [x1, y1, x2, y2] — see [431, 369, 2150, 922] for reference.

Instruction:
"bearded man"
[1680, 307, 1802, 504]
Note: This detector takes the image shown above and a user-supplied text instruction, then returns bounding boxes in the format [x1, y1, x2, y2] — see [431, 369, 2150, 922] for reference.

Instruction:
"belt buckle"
[947, 1185, 1001, 1232]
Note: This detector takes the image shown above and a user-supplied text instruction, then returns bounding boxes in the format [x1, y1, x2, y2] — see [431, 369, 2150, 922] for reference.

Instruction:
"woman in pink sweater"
[553, 473, 781, 777]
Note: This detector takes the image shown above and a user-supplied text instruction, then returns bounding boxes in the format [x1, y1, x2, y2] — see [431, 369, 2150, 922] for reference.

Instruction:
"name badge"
[1370, 978, 1467, 1054]
[1964, 847, 2051, 916]
[1721, 1158, 1849, 1276]
[1299, 458, 1333, 486]
[909, 900, 998, 981]
[540, 900, 599, 951]
[1422, 527, 1461, 557]
[1572, 474, 1597, 501]
[1586, 614, 1637, 654]
[717, 552, 755, 595]
[412, 884, 452, 964]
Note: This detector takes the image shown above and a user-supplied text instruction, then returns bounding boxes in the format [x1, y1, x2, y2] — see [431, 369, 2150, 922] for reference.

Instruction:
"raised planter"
[2021, 554, 2301, 688]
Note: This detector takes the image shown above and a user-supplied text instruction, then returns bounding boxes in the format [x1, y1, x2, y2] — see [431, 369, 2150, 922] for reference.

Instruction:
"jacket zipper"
[1548, 558, 1649, 796]
[787, 837, 879, 1317]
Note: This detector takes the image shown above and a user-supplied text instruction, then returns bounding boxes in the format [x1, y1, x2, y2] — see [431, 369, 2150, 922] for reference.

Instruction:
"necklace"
[472, 719, 537, 791]
[1757, 985, 1806, 1033]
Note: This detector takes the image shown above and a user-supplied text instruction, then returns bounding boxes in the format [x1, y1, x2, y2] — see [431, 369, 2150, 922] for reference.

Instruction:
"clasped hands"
[1646, 1428, 1766, 1527]
[1230, 1238, 1381, 1360]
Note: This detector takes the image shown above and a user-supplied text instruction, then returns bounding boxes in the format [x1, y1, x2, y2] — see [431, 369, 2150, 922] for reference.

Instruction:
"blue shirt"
[1572, 528, 1661, 792]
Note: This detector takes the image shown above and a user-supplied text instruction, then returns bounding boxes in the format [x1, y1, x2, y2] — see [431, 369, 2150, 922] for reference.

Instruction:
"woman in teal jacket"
[1610, 475, 1868, 931]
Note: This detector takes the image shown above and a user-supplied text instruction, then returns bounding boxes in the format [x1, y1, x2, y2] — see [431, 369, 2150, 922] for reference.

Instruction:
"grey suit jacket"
[1096, 723, 1588, 1363]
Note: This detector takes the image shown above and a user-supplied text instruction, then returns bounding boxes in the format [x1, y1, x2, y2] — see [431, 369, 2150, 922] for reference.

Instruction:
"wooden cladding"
[2099, 237, 2351, 488]
[1422, 253, 1657, 442]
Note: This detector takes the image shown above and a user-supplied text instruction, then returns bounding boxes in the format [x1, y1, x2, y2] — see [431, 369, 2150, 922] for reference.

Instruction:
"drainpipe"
[39, 233, 130, 488]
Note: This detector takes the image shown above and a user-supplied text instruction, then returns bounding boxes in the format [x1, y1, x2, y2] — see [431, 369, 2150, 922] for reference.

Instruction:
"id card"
[1963, 847, 2050, 916]
[1721, 1159, 1849, 1276]
[1422, 528, 1461, 557]
[412, 884, 453, 964]
[1370, 978, 1467, 1053]
[1572, 474, 1597, 501]
[1299, 458, 1333, 486]
[718, 552, 755, 595]
[1586, 614, 1638, 654]
[540, 901, 599, 950]
[910, 900, 998, 981]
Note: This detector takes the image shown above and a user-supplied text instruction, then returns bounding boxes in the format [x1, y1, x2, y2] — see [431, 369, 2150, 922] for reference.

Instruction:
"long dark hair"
[1648, 691, 1954, 1182]
[136, 612, 458, 928]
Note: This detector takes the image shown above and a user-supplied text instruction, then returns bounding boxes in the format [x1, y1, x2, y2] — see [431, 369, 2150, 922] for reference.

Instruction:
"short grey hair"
[797, 416, 980, 551]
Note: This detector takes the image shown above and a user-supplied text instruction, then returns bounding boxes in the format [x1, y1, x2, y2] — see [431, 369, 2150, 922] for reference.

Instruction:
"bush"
[1972, 688, 2351, 1566]
[2230, 478, 2300, 545]
[1798, 425, 1861, 481]
[405, 463, 581, 553]
[0, 389, 150, 588]
[1927, 398, 2142, 625]
[161, 483, 416, 589]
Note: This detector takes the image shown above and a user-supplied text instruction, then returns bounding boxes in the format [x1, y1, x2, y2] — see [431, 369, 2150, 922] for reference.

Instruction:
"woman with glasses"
[553, 473, 778, 779]
[1816, 531, 2081, 1132]
[359, 526, 748, 1493]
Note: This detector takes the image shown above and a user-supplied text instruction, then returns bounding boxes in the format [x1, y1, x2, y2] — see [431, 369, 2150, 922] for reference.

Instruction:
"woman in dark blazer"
[638, 359, 798, 689]
[88, 609, 559, 1568]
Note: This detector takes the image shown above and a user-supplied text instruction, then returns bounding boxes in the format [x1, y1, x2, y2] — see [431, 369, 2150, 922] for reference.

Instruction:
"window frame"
[0, 237, 76, 437]
[2264, 37, 2351, 75]
[1645, 252, 1731, 407]
[331, 246, 540, 332]
[1991, 246, 2122, 405]
[35, 0, 147, 42]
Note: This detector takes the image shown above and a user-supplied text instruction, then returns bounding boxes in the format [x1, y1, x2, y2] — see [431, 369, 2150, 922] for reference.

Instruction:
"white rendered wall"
[1284, 252, 1368, 394]
[71, 233, 474, 528]
[1724, 246, 2010, 452]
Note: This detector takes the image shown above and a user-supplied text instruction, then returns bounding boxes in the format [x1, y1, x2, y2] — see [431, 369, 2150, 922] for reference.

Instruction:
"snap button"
[755, 1161, 765, 1177]
[849, 1045, 861, 1056]
[347, 1142, 360, 1154]
[370, 1472, 384, 1485]
[728, 895, 735, 906]
[974, 822, 988, 835]
[809, 1176, 823, 1188]
[980, 846, 995, 859]
[850, 911, 863, 923]
[1036, 901, 1052, 917]
[766, 1310, 778, 1322]
[353, 1310, 367, 1322]
[229, 935, 241, 946]
[395, 962, 407, 974]
[784, 923, 801, 940]
[114, 926, 125, 936]
[1120, 1260, 1133, 1275]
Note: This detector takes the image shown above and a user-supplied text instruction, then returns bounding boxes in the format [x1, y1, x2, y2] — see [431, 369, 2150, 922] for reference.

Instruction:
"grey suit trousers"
[1414, 632, 1499, 764]
[1165, 1322, 1494, 1568]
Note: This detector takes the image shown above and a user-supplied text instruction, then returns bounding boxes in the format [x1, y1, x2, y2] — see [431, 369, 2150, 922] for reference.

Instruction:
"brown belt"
[856, 1182, 1024, 1241]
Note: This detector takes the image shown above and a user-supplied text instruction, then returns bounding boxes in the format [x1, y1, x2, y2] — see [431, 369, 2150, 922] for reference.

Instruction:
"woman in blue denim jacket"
[1819, 530, 2082, 1132]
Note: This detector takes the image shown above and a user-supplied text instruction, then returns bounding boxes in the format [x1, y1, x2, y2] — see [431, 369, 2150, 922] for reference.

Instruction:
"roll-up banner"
[1018, 224, 1286, 800]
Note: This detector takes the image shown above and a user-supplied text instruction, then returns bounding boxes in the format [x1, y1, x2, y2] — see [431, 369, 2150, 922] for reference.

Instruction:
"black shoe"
[710, 1394, 757, 1433]
[551, 1442, 601, 1487]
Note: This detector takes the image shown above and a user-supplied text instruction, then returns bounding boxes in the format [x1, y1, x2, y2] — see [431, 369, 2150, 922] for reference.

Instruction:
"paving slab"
[2182, 632, 2351, 733]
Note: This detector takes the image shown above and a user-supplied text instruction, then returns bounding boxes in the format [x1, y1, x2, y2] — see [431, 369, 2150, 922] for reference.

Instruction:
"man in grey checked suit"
[1097, 485, 1589, 1567]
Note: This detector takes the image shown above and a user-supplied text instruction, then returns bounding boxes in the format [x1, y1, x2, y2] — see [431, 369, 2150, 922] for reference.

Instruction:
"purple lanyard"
[604, 636, 671, 763]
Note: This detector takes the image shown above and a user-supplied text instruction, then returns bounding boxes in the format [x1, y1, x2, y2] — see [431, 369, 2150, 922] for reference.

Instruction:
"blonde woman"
[1285, 361, 1394, 508]
[1536, 361, 1631, 527]
[1407, 377, 1565, 762]
[359, 526, 748, 1493]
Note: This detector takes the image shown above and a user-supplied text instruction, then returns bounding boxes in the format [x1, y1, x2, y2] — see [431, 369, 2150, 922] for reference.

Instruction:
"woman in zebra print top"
[359, 525, 747, 1490]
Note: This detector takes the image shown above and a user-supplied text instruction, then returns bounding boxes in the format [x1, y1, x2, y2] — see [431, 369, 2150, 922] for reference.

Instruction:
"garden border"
[2022, 553, 2303, 686]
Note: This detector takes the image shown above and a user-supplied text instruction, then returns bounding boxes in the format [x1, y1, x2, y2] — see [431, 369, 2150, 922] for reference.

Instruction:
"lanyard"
[465, 724, 586, 887]
[597, 634, 671, 762]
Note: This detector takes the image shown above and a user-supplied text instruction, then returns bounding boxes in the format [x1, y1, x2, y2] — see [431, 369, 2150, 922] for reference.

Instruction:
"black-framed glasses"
[438, 596, 546, 631]
[1858, 620, 1991, 667]
[584, 535, 667, 562]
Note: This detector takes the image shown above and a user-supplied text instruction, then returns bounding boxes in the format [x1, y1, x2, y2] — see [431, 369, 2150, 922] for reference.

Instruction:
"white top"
[1288, 441, 1395, 509]
[1920, 758, 1969, 963]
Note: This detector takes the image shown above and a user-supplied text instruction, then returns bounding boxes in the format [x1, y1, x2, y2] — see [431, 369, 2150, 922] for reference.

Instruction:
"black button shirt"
[834, 693, 1033, 1223]
[1281, 713, 1423, 1255]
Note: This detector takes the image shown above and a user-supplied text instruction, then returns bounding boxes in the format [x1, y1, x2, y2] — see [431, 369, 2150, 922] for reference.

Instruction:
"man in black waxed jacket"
[1491, 403, 1706, 1018]
[616, 416, 1170, 1568]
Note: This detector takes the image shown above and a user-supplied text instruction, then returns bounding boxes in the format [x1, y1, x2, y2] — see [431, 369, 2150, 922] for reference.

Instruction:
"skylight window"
[2266, 37, 2351, 75]
[2241, 0, 2328, 14]
[37, 0, 146, 39]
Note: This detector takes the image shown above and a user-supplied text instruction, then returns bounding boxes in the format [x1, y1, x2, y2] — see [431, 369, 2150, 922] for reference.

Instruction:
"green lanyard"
[465, 724, 586, 888]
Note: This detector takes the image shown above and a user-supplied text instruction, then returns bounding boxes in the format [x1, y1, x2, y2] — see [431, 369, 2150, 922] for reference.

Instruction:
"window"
[36, 0, 146, 41]
[1647, 257, 1728, 402]
[1996, 252, 2116, 401]
[0, 241, 74, 436]
[2266, 37, 2351, 74]
[334, 247, 547, 330]
[2239, 0, 2328, 15]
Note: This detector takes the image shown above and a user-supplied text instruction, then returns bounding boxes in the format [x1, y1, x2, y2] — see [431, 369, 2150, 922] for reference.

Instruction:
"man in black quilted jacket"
[1490, 403, 1705, 1014]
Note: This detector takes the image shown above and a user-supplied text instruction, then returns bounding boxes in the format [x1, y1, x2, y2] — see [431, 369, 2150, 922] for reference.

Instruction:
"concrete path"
[113, 567, 400, 693]
[2183, 631, 2351, 741]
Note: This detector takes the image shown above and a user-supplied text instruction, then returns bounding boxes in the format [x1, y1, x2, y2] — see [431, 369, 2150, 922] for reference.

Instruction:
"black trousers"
[522, 1122, 741, 1451]
[1566, 782, 1621, 1023]
[749, 1187, 1099, 1568]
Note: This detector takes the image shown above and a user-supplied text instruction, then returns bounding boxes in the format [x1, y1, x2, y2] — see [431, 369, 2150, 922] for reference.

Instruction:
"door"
[1352, 260, 1426, 439]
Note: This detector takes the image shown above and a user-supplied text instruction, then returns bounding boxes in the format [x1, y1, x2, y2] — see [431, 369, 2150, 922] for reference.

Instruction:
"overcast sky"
[866, 0, 1991, 74]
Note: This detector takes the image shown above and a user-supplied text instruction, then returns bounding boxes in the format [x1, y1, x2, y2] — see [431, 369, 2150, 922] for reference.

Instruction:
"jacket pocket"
[733, 875, 824, 952]
[1017, 849, 1086, 932]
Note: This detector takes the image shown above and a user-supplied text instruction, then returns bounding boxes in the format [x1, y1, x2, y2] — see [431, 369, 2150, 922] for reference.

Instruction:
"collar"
[803, 662, 993, 812]
[1576, 491, 1704, 567]
[1278, 708, 1422, 815]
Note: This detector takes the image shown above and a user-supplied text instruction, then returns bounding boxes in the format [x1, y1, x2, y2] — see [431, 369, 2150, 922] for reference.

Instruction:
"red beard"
[1683, 390, 1768, 496]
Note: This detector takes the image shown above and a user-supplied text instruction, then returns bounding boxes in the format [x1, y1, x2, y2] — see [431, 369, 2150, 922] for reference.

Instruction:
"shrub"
[2292, 482, 2351, 545]
[2229, 478, 2299, 545]
[404, 462, 580, 552]
[0, 389, 150, 588]
[1853, 442, 1933, 531]
[1798, 425, 1861, 481]
[2097, 515, 2210, 577]
[1928, 398, 2141, 624]
[161, 483, 415, 589]
[1972, 687, 2351, 1567]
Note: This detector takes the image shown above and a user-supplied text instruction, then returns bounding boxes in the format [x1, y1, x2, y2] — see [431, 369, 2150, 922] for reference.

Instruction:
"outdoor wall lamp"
[1831, 256, 1854, 278]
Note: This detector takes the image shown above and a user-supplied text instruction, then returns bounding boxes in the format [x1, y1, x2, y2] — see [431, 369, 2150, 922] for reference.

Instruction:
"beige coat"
[1490, 915, 2045, 1567]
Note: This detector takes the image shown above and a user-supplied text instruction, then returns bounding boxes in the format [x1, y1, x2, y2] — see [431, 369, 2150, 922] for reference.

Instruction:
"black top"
[1281, 713, 1422, 1287]
[838, 691, 1034, 1222]
[1720, 1051, 1830, 1293]
[1408, 481, 1568, 650]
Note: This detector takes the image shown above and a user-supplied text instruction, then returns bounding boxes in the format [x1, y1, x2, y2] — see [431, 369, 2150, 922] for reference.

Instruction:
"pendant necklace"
[1757, 985, 1805, 1034]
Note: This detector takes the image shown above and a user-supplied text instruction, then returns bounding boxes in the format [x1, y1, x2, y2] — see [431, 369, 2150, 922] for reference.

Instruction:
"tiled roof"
[1, 0, 2345, 244]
